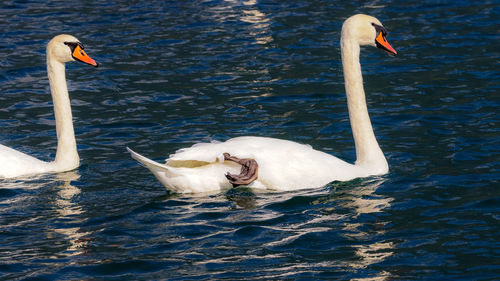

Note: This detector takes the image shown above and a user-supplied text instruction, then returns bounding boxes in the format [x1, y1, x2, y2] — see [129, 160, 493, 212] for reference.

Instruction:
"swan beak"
[72, 45, 99, 67]
[375, 32, 397, 56]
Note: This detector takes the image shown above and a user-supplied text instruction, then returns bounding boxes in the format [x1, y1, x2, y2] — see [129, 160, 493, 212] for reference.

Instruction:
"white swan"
[0, 34, 98, 179]
[127, 14, 397, 193]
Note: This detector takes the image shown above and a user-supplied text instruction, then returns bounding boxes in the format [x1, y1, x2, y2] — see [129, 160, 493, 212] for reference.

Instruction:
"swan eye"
[371, 23, 387, 36]
[64, 41, 77, 51]
[64, 41, 84, 52]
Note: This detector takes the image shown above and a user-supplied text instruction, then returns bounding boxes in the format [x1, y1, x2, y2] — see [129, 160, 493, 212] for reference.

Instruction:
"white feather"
[128, 14, 393, 193]
[0, 34, 97, 179]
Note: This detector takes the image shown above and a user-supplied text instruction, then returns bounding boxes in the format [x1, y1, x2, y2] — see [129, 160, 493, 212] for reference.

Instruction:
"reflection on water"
[52, 171, 90, 257]
[208, 0, 273, 45]
[306, 179, 394, 280]
[220, 179, 394, 280]
[0, 171, 91, 274]
[1, 0, 497, 279]
[354, 241, 394, 268]
[0, 174, 50, 190]
[240, 0, 273, 45]
[343, 179, 393, 217]
[341, 179, 394, 280]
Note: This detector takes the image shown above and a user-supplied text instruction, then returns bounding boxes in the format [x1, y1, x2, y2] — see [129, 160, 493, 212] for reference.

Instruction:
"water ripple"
[1, 0, 499, 280]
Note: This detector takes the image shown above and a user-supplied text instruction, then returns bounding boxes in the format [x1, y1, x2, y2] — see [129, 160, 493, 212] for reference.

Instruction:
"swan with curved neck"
[0, 34, 98, 178]
[128, 14, 397, 193]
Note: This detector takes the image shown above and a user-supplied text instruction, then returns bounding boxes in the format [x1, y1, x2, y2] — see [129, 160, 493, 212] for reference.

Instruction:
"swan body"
[0, 34, 98, 179]
[128, 136, 377, 193]
[128, 14, 397, 193]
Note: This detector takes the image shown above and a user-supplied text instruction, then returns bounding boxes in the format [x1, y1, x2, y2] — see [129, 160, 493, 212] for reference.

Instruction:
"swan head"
[342, 14, 397, 56]
[47, 34, 99, 67]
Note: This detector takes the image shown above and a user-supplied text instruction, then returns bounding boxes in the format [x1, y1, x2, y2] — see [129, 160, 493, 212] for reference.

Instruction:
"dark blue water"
[1, 0, 499, 280]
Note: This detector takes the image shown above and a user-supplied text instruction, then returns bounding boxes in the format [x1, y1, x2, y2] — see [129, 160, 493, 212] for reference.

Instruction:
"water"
[0, 0, 498, 279]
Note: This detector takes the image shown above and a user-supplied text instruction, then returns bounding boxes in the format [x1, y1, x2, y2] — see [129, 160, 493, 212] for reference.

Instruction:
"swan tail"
[127, 147, 219, 193]
[127, 147, 173, 174]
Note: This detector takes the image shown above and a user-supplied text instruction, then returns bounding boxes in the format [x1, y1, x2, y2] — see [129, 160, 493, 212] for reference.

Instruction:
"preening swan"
[128, 14, 397, 193]
[0, 34, 98, 178]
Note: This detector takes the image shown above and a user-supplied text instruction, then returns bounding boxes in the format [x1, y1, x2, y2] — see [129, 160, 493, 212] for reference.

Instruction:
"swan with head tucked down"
[0, 34, 98, 179]
[127, 14, 397, 193]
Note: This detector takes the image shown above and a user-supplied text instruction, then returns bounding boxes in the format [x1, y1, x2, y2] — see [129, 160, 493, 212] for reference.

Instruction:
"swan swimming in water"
[0, 34, 99, 179]
[127, 14, 397, 193]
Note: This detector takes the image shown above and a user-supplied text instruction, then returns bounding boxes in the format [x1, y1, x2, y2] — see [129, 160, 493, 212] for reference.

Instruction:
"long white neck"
[46, 55, 79, 170]
[341, 37, 388, 173]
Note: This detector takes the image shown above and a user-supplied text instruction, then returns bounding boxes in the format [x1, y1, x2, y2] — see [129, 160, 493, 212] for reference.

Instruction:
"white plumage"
[0, 34, 98, 178]
[128, 14, 397, 193]
[129, 136, 369, 193]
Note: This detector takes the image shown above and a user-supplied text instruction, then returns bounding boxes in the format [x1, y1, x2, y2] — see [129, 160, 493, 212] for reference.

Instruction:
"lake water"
[0, 0, 499, 280]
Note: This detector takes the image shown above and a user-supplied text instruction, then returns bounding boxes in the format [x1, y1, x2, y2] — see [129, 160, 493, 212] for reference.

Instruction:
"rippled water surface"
[1, 0, 499, 280]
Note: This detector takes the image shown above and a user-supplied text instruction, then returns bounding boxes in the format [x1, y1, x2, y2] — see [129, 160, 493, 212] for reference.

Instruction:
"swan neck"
[47, 55, 79, 170]
[341, 37, 387, 171]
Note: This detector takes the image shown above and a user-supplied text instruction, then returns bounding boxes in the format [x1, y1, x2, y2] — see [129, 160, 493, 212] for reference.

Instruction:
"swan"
[127, 14, 397, 193]
[0, 34, 98, 179]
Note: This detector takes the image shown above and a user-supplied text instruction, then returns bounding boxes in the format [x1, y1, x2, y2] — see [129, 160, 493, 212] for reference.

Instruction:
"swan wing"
[128, 136, 367, 192]
[169, 136, 315, 162]
[127, 147, 239, 193]
[167, 136, 362, 190]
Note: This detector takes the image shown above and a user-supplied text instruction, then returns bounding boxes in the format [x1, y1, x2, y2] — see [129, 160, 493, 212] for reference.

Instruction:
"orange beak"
[72, 45, 99, 67]
[375, 32, 397, 56]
